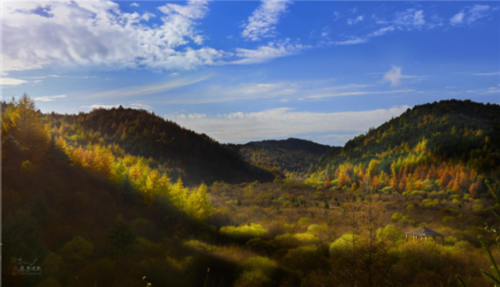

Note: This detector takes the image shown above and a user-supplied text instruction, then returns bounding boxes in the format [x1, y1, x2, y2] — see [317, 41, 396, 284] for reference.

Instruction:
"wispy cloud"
[466, 86, 500, 95]
[333, 26, 395, 46]
[160, 82, 299, 105]
[1, 77, 28, 86]
[347, 15, 364, 25]
[232, 40, 306, 64]
[88, 75, 211, 99]
[130, 2, 139, 8]
[393, 9, 425, 30]
[241, 0, 291, 41]
[166, 106, 410, 144]
[34, 95, 67, 102]
[450, 5, 491, 26]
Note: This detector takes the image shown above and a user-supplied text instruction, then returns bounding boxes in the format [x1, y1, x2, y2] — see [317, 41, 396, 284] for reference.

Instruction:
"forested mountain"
[310, 99, 500, 194]
[228, 138, 338, 175]
[321, 100, 500, 169]
[46, 107, 274, 185]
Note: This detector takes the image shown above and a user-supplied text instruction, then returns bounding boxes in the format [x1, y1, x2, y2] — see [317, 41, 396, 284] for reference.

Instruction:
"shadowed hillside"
[228, 138, 339, 175]
[47, 107, 274, 185]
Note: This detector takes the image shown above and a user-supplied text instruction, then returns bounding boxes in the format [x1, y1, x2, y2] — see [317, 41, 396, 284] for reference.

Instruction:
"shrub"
[329, 234, 362, 255]
[307, 223, 327, 233]
[293, 232, 318, 243]
[391, 212, 405, 222]
[376, 225, 405, 244]
[220, 223, 268, 239]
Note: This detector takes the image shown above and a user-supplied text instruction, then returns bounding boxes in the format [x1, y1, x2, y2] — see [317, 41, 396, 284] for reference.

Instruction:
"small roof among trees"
[405, 227, 443, 237]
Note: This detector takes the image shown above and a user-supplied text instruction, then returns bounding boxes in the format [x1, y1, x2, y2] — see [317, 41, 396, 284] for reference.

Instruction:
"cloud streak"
[241, 0, 291, 41]
[88, 75, 211, 99]
[1, 77, 29, 86]
[34, 95, 67, 102]
[232, 40, 306, 64]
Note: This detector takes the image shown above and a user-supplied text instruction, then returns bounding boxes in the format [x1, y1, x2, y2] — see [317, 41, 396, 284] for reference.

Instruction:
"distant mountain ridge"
[228, 138, 340, 174]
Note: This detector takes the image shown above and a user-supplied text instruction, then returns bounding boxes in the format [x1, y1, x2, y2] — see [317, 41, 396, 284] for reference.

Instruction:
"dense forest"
[2, 96, 500, 286]
[48, 107, 274, 185]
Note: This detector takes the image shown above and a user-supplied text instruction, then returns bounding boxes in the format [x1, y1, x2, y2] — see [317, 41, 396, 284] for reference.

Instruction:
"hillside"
[312, 99, 500, 194]
[1, 95, 241, 286]
[228, 138, 338, 174]
[47, 107, 274, 185]
[321, 99, 500, 170]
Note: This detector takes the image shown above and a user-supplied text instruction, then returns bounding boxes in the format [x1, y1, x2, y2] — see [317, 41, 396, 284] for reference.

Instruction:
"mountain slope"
[319, 99, 500, 176]
[228, 138, 338, 174]
[1, 96, 236, 286]
[48, 107, 274, 184]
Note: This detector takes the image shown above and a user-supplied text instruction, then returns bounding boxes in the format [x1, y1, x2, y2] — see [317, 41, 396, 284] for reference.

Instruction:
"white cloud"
[368, 26, 395, 37]
[374, 8, 443, 30]
[382, 66, 423, 86]
[166, 106, 410, 144]
[347, 15, 364, 25]
[1, 77, 28, 86]
[232, 40, 306, 64]
[450, 12, 465, 25]
[141, 12, 156, 22]
[484, 87, 500, 94]
[33, 95, 67, 102]
[131, 3, 139, 8]
[1, 0, 226, 72]
[88, 75, 211, 99]
[241, 0, 291, 41]
[393, 9, 425, 30]
[450, 5, 491, 26]
[2, 0, 302, 72]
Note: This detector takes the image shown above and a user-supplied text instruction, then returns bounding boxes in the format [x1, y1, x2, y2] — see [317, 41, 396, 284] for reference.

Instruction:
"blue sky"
[2, 0, 499, 145]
